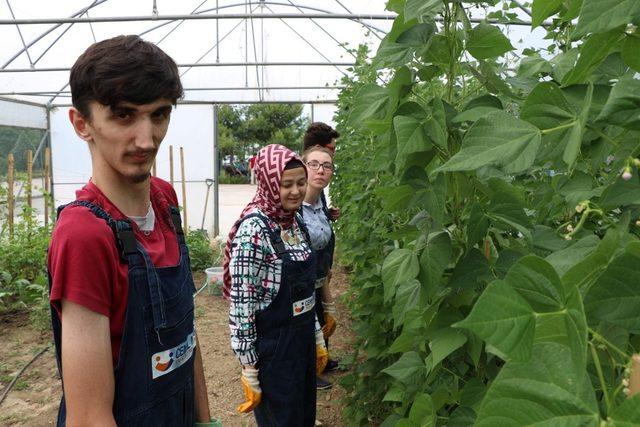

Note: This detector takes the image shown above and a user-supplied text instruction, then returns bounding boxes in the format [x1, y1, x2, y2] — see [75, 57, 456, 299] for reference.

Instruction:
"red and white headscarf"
[222, 144, 305, 300]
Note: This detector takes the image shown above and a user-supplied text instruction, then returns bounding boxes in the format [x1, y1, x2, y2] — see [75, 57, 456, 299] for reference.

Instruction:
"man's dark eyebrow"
[112, 105, 136, 115]
[153, 105, 173, 115]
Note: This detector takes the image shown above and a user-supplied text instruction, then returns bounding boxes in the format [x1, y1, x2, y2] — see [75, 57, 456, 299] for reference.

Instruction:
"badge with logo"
[151, 331, 196, 379]
[292, 294, 315, 316]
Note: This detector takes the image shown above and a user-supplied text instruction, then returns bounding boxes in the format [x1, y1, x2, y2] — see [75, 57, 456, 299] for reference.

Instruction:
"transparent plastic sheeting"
[50, 104, 218, 234]
[0, 97, 47, 129]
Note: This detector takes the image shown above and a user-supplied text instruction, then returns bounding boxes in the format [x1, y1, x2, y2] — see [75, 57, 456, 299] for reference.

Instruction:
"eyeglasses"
[305, 160, 334, 172]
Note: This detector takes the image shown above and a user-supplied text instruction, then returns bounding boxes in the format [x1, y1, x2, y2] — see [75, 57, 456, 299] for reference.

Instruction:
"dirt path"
[0, 268, 354, 426]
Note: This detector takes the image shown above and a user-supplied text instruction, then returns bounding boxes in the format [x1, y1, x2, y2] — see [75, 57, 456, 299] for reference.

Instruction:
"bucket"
[205, 267, 224, 295]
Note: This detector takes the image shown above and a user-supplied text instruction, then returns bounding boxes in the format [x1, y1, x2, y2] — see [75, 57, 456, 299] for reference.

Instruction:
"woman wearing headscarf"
[223, 144, 328, 427]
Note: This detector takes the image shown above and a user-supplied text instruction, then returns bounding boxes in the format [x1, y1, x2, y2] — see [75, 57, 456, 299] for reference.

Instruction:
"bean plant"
[331, 0, 640, 425]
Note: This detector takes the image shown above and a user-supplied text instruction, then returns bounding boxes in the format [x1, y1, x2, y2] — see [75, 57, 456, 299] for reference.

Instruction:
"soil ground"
[0, 268, 354, 427]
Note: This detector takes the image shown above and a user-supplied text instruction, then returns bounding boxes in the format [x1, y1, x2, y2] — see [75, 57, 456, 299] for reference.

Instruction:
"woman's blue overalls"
[305, 193, 335, 344]
[50, 200, 196, 426]
[242, 213, 317, 427]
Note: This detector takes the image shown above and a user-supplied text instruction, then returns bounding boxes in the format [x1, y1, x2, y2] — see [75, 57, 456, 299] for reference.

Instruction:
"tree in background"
[217, 103, 307, 162]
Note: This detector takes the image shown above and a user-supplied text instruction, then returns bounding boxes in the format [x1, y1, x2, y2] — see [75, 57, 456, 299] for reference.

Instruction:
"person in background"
[48, 35, 213, 426]
[224, 144, 328, 426]
[302, 122, 340, 222]
[301, 146, 339, 391]
[249, 154, 257, 185]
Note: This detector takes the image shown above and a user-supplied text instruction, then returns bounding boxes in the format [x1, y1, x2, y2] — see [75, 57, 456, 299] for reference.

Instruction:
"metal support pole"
[310, 103, 315, 123]
[0, 13, 399, 25]
[212, 105, 220, 237]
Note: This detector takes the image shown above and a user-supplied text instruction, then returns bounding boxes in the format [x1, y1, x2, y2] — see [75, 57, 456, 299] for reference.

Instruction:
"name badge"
[151, 331, 196, 379]
[292, 294, 315, 316]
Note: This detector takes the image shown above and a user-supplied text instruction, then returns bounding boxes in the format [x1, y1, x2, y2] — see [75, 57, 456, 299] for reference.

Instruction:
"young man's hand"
[328, 207, 340, 221]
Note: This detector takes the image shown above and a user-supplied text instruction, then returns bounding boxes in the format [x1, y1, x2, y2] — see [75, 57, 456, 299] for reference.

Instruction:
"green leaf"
[394, 115, 432, 169]
[517, 55, 553, 78]
[599, 176, 640, 209]
[504, 255, 565, 313]
[475, 343, 599, 426]
[562, 227, 623, 292]
[467, 23, 514, 60]
[584, 241, 640, 332]
[460, 378, 487, 410]
[348, 84, 390, 127]
[452, 106, 501, 123]
[573, 0, 640, 38]
[381, 351, 426, 384]
[449, 249, 490, 289]
[436, 111, 541, 173]
[551, 48, 579, 82]
[389, 330, 416, 353]
[546, 235, 600, 276]
[622, 34, 640, 72]
[467, 204, 489, 247]
[396, 22, 436, 46]
[532, 0, 562, 28]
[597, 74, 640, 130]
[382, 383, 404, 402]
[408, 393, 435, 426]
[418, 231, 452, 298]
[376, 184, 416, 213]
[393, 279, 422, 328]
[404, 0, 443, 22]
[609, 394, 640, 425]
[381, 248, 420, 303]
[562, 29, 624, 86]
[448, 407, 477, 427]
[426, 97, 447, 149]
[563, 83, 592, 166]
[428, 328, 467, 367]
[454, 280, 536, 362]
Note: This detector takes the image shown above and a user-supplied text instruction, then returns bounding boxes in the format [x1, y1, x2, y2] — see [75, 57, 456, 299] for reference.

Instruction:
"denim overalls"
[302, 193, 335, 339]
[243, 213, 317, 427]
[50, 200, 196, 426]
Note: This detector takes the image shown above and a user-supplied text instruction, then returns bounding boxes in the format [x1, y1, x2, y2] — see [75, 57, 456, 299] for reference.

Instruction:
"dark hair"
[284, 159, 305, 170]
[70, 35, 184, 118]
[302, 122, 340, 150]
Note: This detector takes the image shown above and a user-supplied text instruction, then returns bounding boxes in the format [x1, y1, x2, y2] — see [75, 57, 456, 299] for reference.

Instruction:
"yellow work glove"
[237, 366, 261, 413]
[321, 302, 337, 339]
[316, 330, 329, 374]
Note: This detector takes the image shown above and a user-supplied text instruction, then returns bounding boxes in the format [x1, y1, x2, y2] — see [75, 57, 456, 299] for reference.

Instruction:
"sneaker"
[316, 376, 332, 390]
[325, 359, 340, 372]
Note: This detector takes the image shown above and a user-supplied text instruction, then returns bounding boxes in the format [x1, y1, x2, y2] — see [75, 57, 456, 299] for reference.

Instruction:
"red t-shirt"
[48, 177, 180, 366]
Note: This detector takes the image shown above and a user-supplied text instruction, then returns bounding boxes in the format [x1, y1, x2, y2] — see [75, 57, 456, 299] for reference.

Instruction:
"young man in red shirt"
[48, 35, 212, 426]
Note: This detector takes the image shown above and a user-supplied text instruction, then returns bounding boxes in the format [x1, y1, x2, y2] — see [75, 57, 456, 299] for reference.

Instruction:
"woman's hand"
[328, 207, 340, 221]
[237, 366, 262, 413]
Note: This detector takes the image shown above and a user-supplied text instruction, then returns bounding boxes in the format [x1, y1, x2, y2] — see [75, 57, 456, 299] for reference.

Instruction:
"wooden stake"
[26, 150, 33, 208]
[180, 147, 187, 231]
[169, 145, 174, 187]
[44, 147, 51, 227]
[7, 153, 14, 239]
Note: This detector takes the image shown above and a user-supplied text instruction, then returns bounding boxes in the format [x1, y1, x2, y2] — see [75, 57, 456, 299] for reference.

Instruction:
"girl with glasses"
[301, 146, 339, 392]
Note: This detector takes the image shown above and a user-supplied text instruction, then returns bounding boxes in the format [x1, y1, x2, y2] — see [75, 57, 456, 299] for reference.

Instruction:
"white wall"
[50, 104, 219, 235]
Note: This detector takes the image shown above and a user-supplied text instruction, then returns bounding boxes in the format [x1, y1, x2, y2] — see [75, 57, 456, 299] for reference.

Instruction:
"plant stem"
[541, 120, 577, 135]
[590, 342, 611, 416]
[589, 328, 630, 360]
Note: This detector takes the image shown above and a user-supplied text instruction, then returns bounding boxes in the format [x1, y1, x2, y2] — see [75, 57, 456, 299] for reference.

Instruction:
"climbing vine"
[331, 0, 640, 425]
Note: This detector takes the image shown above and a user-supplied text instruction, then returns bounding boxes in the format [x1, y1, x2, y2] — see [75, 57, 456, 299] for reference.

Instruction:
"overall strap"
[241, 213, 288, 257]
[320, 191, 331, 222]
[294, 214, 312, 247]
[168, 205, 186, 245]
[58, 201, 137, 262]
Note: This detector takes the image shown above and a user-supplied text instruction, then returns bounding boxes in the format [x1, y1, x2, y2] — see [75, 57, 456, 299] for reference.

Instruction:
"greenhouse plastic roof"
[0, 0, 394, 106]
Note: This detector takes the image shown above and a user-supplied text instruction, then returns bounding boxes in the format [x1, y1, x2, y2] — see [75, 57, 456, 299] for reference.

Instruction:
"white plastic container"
[205, 267, 224, 295]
